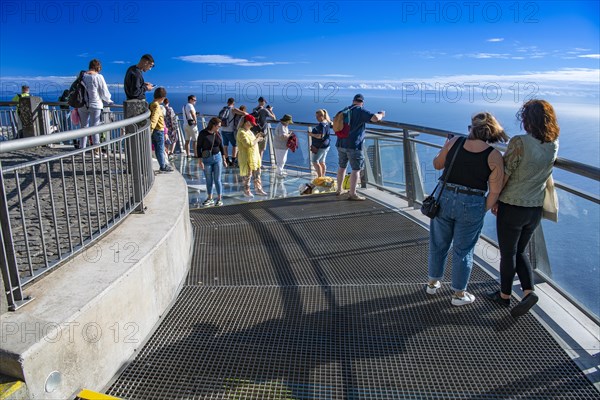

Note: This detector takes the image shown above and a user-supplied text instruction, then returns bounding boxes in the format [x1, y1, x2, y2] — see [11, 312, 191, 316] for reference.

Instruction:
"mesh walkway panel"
[107, 195, 598, 399]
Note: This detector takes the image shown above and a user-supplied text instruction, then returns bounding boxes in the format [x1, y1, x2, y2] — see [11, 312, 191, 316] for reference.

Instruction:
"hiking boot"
[202, 198, 214, 207]
[426, 281, 441, 295]
[451, 291, 475, 306]
[485, 290, 510, 307]
[511, 292, 538, 318]
[348, 194, 366, 201]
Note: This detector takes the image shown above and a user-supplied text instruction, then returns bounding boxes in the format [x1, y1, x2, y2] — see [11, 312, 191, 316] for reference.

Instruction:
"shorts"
[184, 124, 198, 141]
[337, 147, 364, 171]
[311, 146, 330, 163]
[222, 131, 237, 147]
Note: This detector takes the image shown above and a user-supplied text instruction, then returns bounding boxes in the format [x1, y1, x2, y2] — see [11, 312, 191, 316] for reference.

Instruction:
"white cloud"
[470, 53, 512, 59]
[487, 38, 504, 42]
[578, 54, 600, 59]
[306, 74, 355, 78]
[175, 54, 294, 67]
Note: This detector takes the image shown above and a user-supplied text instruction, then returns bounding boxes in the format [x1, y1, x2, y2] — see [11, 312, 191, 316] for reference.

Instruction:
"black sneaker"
[485, 290, 510, 307]
[511, 292, 539, 318]
[227, 157, 233, 167]
[160, 166, 174, 173]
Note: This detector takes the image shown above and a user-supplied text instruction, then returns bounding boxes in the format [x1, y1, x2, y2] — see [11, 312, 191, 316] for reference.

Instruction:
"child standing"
[274, 114, 293, 177]
[149, 87, 173, 172]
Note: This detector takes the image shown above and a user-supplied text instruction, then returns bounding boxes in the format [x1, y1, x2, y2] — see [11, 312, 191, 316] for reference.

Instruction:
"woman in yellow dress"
[237, 114, 267, 197]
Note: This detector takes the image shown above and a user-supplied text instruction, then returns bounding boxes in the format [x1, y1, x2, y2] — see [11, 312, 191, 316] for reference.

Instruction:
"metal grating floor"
[107, 195, 599, 399]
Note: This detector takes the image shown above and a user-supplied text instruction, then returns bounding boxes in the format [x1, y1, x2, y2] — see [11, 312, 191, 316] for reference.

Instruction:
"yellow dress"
[236, 127, 261, 176]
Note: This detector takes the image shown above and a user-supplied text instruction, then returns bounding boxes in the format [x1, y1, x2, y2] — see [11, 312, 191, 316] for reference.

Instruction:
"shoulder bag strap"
[438, 137, 465, 198]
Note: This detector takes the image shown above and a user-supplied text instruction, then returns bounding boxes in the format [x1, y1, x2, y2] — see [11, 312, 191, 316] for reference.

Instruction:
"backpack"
[333, 106, 353, 138]
[218, 106, 232, 127]
[67, 71, 88, 108]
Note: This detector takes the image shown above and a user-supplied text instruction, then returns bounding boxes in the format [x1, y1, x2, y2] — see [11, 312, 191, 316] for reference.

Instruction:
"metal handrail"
[0, 111, 150, 153]
[1, 108, 154, 311]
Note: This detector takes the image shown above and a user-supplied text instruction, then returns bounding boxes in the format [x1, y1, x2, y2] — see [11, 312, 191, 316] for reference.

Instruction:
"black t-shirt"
[196, 129, 225, 156]
[124, 66, 146, 100]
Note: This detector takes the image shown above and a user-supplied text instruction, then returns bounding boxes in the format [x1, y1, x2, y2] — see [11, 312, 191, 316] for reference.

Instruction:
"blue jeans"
[152, 130, 167, 169]
[337, 147, 364, 171]
[203, 153, 223, 196]
[428, 184, 486, 292]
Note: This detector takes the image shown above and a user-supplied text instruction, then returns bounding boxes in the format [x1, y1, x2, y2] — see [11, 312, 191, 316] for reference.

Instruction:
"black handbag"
[421, 137, 465, 219]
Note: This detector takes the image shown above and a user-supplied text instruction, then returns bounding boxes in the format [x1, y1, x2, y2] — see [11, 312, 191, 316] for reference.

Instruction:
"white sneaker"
[451, 292, 475, 306]
[426, 281, 441, 295]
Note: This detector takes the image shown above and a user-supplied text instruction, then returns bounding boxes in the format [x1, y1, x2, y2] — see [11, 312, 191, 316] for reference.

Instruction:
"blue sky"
[1, 0, 599, 102]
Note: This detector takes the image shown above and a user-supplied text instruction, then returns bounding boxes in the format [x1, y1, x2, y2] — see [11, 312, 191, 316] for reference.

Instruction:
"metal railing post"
[124, 100, 149, 213]
[0, 165, 32, 311]
[402, 128, 425, 206]
[529, 225, 553, 277]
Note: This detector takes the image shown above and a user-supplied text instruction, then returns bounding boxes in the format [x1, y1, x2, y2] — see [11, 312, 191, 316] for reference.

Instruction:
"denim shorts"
[222, 131, 236, 146]
[311, 146, 330, 163]
[337, 147, 364, 171]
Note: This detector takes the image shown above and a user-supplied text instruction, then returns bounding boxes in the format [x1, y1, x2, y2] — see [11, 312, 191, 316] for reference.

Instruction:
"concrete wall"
[0, 169, 192, 399]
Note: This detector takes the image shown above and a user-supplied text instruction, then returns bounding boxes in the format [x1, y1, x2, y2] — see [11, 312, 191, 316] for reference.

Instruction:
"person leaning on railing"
[427, 112, 507, 307]
[79, 59, 113, 156]
[486, 99, 560, 317]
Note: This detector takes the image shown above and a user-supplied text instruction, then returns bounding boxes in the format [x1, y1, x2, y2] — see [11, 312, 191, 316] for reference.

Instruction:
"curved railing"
[0, 110, 153, 310]
[225, 115, 599, 323]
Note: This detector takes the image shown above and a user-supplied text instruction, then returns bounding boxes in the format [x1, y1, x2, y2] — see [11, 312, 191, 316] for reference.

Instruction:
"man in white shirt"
[182, 95, 198, 157]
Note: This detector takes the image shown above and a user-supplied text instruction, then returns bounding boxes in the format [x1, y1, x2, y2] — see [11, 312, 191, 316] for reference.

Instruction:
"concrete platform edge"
[0, 168, 192, 399]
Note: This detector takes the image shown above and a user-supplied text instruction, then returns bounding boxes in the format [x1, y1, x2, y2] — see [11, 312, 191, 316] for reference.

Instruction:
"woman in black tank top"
[427, 112, 507, 307]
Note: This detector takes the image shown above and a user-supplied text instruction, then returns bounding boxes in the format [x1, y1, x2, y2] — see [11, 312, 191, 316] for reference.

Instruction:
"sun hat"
[280, 114, 293, 124]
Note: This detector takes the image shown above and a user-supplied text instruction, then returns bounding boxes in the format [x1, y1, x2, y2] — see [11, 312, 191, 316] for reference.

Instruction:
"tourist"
[124, 54, 155, 101]
[273, 114, 294, 177]
[197, 117, 227, 207]
[309, 109, 332, 178]
[163, 98, 179, 157]
[486, 100, 560, 317]
[252, 97, 276, 161]
[78, 59, 113, 155]
[219, 98, 248, 167]
[427, 112, 506, 306]
[12, 85, 30, 137]
[149, 87, 173, 173]
[335, 94, 385, 200]
[182, 95, 198, 157]
[237, 114, 267, 197]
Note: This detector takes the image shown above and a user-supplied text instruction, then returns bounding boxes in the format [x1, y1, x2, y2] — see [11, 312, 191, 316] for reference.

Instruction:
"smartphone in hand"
[447, 133, 455, 140]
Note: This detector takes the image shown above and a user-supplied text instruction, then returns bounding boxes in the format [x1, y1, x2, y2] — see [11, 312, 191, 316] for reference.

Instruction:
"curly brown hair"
[469, 112, 509, 143]
[517, 99, 560, 143]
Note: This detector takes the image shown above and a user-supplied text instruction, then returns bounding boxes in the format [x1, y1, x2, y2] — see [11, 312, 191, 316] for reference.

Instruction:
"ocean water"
[2, 89, 598, 315]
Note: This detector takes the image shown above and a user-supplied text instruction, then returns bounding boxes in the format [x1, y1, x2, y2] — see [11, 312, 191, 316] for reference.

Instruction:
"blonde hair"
[316, 109, 331, 123]
[470, 112, 509, 143]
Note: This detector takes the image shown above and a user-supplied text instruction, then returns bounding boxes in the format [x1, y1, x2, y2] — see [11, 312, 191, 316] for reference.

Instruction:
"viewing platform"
[0, 101, 598, 399]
